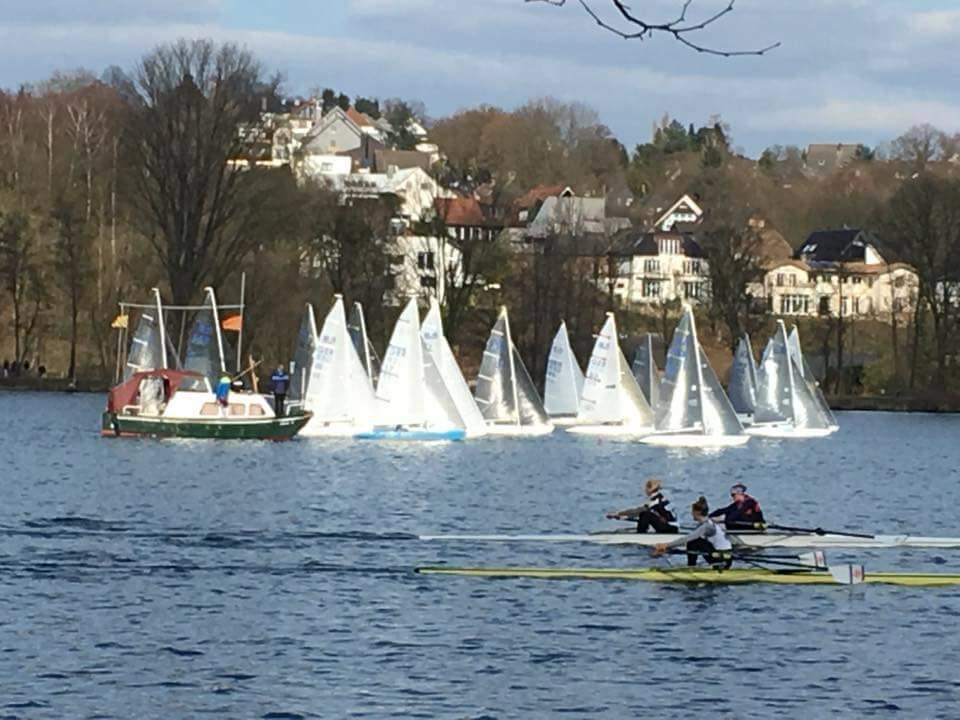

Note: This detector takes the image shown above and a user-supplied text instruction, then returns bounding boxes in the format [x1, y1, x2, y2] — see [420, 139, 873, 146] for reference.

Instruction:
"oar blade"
[829, 564, 865, 585]
[799, 551, 827, 569]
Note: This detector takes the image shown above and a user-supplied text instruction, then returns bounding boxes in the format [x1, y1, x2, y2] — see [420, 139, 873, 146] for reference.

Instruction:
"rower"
[653, 496, 733, 568]
[606, 479, 678, 534]
[710, 483, 765, 532]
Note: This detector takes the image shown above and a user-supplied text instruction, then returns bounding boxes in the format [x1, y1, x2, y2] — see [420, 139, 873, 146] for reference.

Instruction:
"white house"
[611, 229, 709, 306]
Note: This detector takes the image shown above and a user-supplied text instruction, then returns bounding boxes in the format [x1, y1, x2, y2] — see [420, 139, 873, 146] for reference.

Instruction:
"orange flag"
[222, 315, 242, 331]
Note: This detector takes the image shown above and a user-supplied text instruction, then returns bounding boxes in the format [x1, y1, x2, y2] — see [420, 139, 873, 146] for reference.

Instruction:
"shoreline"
[3, 379, 960, 413]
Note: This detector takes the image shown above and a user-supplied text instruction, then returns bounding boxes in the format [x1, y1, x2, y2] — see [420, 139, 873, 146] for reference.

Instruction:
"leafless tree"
[527, 0, 778, 56]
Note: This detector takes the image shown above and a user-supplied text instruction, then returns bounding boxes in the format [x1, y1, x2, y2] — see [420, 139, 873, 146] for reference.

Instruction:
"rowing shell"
[416, 566, 960, 586]
[417, 532, 960, 550]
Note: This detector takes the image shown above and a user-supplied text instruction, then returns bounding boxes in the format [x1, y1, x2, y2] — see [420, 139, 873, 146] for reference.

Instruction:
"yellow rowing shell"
[416, 566, 960, 586]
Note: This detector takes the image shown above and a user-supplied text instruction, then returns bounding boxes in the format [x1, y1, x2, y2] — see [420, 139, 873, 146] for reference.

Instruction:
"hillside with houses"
[2, 42, 960, 404]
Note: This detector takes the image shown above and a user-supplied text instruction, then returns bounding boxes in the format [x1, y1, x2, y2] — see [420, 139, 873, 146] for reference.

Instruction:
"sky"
[1, 0, 959, 156]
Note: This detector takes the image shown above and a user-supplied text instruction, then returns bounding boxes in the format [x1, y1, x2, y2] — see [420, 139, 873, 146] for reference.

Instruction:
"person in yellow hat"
[606, 478, 678, 534]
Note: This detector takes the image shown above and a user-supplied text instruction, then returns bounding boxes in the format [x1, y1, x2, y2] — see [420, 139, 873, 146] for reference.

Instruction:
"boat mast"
[236, 271, 245, 373]
[206, 286, 227, 374]
[356, 301, 373, 378]
[563, 322, 579, 414]
[503, 307, 521, 427]
[153, 288, 169, 369]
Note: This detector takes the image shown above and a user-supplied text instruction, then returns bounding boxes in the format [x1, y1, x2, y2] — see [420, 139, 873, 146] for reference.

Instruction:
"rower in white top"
[654, 496, 733, 567]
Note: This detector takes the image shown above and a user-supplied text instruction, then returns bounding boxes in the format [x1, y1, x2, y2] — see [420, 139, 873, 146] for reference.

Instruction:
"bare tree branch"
[527, 0, 779, 57]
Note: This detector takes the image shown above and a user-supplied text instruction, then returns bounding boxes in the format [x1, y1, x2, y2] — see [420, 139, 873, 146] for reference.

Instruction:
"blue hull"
[355, 428, 466, 442]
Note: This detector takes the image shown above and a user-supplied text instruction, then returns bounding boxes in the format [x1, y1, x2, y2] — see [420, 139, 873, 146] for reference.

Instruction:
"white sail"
[788, 326, 839, 429]
[577, 314, 655, 428]
[727, 334, 758, 416]
[288, 304, 317, 405]
[475, 307, 552, 433]
[754, 323, 794, 424]
[375, 298, 464, 431]
[544, 321, 584, 418]
[303, 295, 376, 430]
[651, 306, 745, 442]
[421, 298, 487, 437]
[630, 334, 660, 409]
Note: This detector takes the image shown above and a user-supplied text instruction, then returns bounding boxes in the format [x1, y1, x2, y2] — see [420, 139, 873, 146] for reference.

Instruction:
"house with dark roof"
[750, 227, 917, 318]
[804, 144, 859, 176]
[608, 227, 708, 306]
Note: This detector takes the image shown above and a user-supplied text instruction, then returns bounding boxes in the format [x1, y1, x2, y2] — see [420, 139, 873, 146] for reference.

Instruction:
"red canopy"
[106, 369, 203, 413]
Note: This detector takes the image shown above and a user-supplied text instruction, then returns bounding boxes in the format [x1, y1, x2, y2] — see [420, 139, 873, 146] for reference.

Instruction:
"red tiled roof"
[346, 107, 372, 127]
[435, 197, 486, 226]
[513, 184, 569, 210]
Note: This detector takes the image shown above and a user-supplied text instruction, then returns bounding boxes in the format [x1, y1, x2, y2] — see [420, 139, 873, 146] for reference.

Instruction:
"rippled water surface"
[2, 392, 960, 718]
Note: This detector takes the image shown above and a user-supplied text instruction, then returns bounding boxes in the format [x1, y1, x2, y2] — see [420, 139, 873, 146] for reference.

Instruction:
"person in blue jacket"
[271, 365, 290, 417]
[215, 373, 231, 407]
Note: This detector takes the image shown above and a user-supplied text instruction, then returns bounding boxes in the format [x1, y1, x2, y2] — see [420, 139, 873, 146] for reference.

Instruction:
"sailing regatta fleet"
[104, 289, 840, 443]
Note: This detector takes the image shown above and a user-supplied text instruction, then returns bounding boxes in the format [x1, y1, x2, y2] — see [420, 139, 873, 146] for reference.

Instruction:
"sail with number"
[544, 321, 584, 418]
[788, 326, 838, 429]
[475, 307, 552, 433]
[577, 314, 655, 430]
[631, 334, 661, 410]
[303, 295, 376, 432]
[183, 288, 227, 389]
[374, 298, 463, 432]
[728, 335, 758, 417]
[421, 298, 487, 437]
[653, 306, 745, 440]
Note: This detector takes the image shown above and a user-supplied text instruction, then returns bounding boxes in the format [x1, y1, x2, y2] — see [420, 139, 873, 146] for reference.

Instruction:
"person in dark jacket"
[271, 365, 290, 417]
[606, 479, 679, 533]
[709, 483, 765, 531]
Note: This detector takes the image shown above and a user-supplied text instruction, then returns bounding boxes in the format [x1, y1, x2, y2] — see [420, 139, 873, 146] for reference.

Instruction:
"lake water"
[1, 392, 959, 718]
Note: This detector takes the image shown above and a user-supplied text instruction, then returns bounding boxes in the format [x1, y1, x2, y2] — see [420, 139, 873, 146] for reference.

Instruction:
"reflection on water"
[1, 392, 960, 717]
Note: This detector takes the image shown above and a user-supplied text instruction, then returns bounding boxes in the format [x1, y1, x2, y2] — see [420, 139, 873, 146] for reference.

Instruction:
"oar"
[765, 523, 875, 539]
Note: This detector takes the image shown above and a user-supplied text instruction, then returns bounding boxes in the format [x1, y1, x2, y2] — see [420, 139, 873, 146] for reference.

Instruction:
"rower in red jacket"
[709, 483, 765, 531]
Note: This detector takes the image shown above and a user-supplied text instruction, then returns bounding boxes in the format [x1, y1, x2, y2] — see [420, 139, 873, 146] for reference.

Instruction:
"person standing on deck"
[710, 483, 766, 531]
[606, 479, 678, 533]
[653, 496, 733, 567]
[271, 365, 290, 417]
[216, 373, 231, 409]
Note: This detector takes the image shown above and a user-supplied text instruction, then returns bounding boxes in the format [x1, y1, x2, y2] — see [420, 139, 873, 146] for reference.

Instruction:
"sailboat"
[103, 288, 309, 440]
[474, 307, 554, 436]
[296, 296, 377, 437]
[641, 305, 749, 447]
[630, 333, 661, 410]
[727, 334, 759, 425]
[747, 321, 834, 438]
[420, 297, 488, 438]
[358, 298, 466, 441]
[287, 304, 317, 412]
[348, 301, 381, 388]
[788, 325, 839, 432]
[544, 321, 584, 425]
[568, 313, 656, 436]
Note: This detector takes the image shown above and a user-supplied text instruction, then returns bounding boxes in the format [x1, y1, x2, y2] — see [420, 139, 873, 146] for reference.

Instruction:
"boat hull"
[640, 431, 750, 447]
[566, 424, 653, 437]
[483, 423, 555, 437]
[101, 411, 310, 440]
[746, 423, 833, 439]
[416, 566, 960, 586]
[355, 428, 466, 441]
[301, 417, 372, 438]
[417, 531, 960, 549]
[548, 415, 580, 426]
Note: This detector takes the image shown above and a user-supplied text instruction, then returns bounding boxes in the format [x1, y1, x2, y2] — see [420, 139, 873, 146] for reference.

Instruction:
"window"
[776, 273, 785, 287]
[420, 275, 437, 289]
[789, 274, 798, 286]
[417, 251, 435, 270]
[249, 405, 266, 417]
[819, 297, 831, 316]
[894, 276, 905, 288]
[684, 282, 702, 300]
[200, 402, 220, 416]
[779, 295, 810, 315]
[643, 259, 660, 273]
[841, 298, 849, 315]
[642, 280, 661, 298]
[852, 276, 863, 284]
[229, 403, 245, 416]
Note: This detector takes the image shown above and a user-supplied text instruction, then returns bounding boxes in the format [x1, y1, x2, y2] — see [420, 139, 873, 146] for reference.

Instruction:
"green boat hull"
[101, 411, 310, 440]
